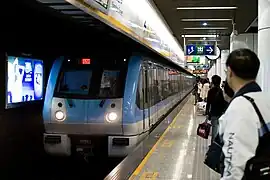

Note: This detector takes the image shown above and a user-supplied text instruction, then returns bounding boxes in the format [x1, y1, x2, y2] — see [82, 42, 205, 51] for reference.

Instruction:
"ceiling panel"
[152, 0, 257, 50]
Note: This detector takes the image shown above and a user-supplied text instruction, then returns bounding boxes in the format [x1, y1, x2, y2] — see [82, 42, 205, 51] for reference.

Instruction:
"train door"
[141, 64, 150, 132]
[148, 64, 157, 127]
[152, 65, 159, 125]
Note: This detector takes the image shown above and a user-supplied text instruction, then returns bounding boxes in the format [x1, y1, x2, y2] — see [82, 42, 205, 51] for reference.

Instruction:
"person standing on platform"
[193, 77, 200, 105]
[201, 79, 210, 102]
[205, 75, 226, 143]
[223, 80, 234, 109]
[219, 48, 270, 180]
[197, 79, 203, 102]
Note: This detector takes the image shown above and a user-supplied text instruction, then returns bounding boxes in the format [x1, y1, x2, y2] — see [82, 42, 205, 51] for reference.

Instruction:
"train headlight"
[106, 112, 118, 123]
[55, 111, 65, 121]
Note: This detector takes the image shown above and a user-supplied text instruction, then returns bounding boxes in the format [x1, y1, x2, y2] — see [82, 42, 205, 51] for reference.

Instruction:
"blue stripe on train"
[43, 57, 64, 123]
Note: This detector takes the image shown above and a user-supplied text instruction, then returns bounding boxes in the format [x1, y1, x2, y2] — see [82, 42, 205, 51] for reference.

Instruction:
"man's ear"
[228, 66, 233, 78]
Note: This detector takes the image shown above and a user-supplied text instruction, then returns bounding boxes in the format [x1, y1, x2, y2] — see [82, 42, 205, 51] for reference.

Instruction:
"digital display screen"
[7, 56, 44, 107]
[81, 58, 91, 65]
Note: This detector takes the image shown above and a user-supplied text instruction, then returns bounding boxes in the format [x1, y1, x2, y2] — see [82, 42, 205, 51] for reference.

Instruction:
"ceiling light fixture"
[182, 34, 219, 38]
[203, 37, 206, 40]
[177, 7, 237, 10]
[188, 39, 221, 42]
[181, 18, 232, 22]
[183, 27, 228, 30]
[202, 22, 208, 26]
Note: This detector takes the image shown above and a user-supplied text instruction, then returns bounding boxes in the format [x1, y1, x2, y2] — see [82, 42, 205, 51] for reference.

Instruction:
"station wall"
[1, 0, 126, 173]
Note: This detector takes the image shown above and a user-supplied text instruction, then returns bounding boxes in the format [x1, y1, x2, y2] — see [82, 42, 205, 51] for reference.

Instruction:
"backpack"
[242, 95, 270, 180]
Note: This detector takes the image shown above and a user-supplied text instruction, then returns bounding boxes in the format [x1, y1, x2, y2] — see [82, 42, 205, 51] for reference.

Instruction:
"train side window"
[99, 70, 120, 98]
[59, 70, 92, 95]
[136, 70, 144, 109]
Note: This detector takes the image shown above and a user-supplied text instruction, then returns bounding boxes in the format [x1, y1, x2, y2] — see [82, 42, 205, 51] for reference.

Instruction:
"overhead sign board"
[193, 69, 208, 74]
[186, 45, 215, 56]
[185, 56, 200, 63]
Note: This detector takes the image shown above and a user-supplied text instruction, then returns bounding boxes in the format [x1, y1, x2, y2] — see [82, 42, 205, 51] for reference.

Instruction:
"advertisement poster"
[7, 56, 44, 105]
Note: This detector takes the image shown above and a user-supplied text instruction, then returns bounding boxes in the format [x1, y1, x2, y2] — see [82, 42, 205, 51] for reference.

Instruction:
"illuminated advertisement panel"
[6, 56, 44, 108]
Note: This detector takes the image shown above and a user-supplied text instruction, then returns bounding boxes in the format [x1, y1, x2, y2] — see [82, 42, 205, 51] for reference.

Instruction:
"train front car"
[43, 55, 129, 157]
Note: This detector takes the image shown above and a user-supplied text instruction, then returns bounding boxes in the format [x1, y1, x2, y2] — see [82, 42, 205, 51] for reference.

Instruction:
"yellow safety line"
[129, 101, 187, 179]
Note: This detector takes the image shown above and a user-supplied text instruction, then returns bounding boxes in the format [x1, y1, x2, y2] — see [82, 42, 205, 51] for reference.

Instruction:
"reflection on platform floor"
[130, 97, 221, 180]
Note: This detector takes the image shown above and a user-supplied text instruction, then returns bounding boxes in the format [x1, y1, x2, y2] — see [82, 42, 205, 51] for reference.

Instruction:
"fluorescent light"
[177, 7, 237, 10]
[183, 27, 228, 30]
[181, 18, 232, 22]
[188, 39, 221, 42]
[182, 34, 219, 38]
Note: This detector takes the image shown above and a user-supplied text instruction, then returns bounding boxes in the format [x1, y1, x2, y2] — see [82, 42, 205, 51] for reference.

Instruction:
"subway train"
[43, 53, 195, 157]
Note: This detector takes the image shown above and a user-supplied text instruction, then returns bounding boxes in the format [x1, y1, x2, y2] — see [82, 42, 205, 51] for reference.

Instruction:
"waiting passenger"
[205, 75, 225, 143]
[197, 79, 203, 101]
[201, 79, 210, 102]
[223, 80, 234, 109]
[219, 48, 270, 180]
[193, 77, 200, 105]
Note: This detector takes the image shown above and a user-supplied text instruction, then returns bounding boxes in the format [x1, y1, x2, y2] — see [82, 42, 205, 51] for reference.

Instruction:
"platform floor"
[129, 97, 221, 180]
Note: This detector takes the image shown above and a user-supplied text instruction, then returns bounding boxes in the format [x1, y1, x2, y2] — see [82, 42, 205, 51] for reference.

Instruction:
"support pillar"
[212, 61, 216, 75]
[221, 50, 229, 81]
[257, 0, 270, 92]
[216, 58, 221, 78]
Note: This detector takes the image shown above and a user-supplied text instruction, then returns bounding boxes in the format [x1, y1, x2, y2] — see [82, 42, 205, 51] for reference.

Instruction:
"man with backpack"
[219, 48, 270, 180]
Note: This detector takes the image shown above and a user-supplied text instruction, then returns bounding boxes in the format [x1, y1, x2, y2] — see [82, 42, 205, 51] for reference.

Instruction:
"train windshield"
[99, 70, 121, 98]
[59, 69, 92, 96]
[54, 59, 127, 99]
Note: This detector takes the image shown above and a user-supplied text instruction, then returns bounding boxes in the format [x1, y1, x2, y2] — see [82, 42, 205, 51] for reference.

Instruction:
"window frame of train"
[53, 57, 128, 99]
[136, 60, 182, 110]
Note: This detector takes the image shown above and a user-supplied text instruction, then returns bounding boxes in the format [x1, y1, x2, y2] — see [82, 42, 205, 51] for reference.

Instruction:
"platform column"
[221, 50, 229, 81]
[213, 61, 217, 75]
[257, 0, 270, 92]
[216, 58, 221, 78]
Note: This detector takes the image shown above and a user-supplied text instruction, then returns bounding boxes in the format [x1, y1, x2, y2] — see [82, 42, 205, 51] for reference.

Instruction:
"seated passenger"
[219, 48, 270, 180]
[205, 75, 226, 143]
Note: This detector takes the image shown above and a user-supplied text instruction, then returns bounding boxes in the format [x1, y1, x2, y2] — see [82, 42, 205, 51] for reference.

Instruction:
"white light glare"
[55, 111, 65, 121]
[177, 7, 237, 10]
[106, 112, 118, 122]
[181, 18, 232, 21]
[202, 22, 207, 26]
[182, 34, 219, 38]
[183, 27, 227, 30]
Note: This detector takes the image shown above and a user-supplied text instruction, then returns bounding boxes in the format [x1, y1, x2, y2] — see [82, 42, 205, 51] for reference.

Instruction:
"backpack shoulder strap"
[242, 95, 270, 133]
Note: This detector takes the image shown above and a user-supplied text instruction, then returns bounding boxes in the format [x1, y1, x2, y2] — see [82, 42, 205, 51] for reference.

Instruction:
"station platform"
[106, 96, 221, 180]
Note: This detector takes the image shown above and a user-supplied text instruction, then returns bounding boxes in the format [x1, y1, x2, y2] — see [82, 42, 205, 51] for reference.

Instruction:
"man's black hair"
[211, 75, 221, 86]
[226, 48, 260, 80]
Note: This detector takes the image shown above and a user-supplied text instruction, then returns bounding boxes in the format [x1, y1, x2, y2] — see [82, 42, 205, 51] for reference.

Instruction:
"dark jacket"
[206, 86, 226, 117]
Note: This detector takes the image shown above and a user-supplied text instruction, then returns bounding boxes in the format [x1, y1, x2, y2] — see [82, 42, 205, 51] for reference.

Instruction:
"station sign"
[186, 45, 215, 56]
[193, 69, 208, 74]
[185, 56, 201, 63]
[168, 71, 179, 75]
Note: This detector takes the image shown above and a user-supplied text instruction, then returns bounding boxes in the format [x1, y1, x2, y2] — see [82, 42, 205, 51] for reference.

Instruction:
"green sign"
[196, 45, 204, 55]
[186, 44, 215, 56]
[186, 56, 200, 63]
[192, 56, 200, 63]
